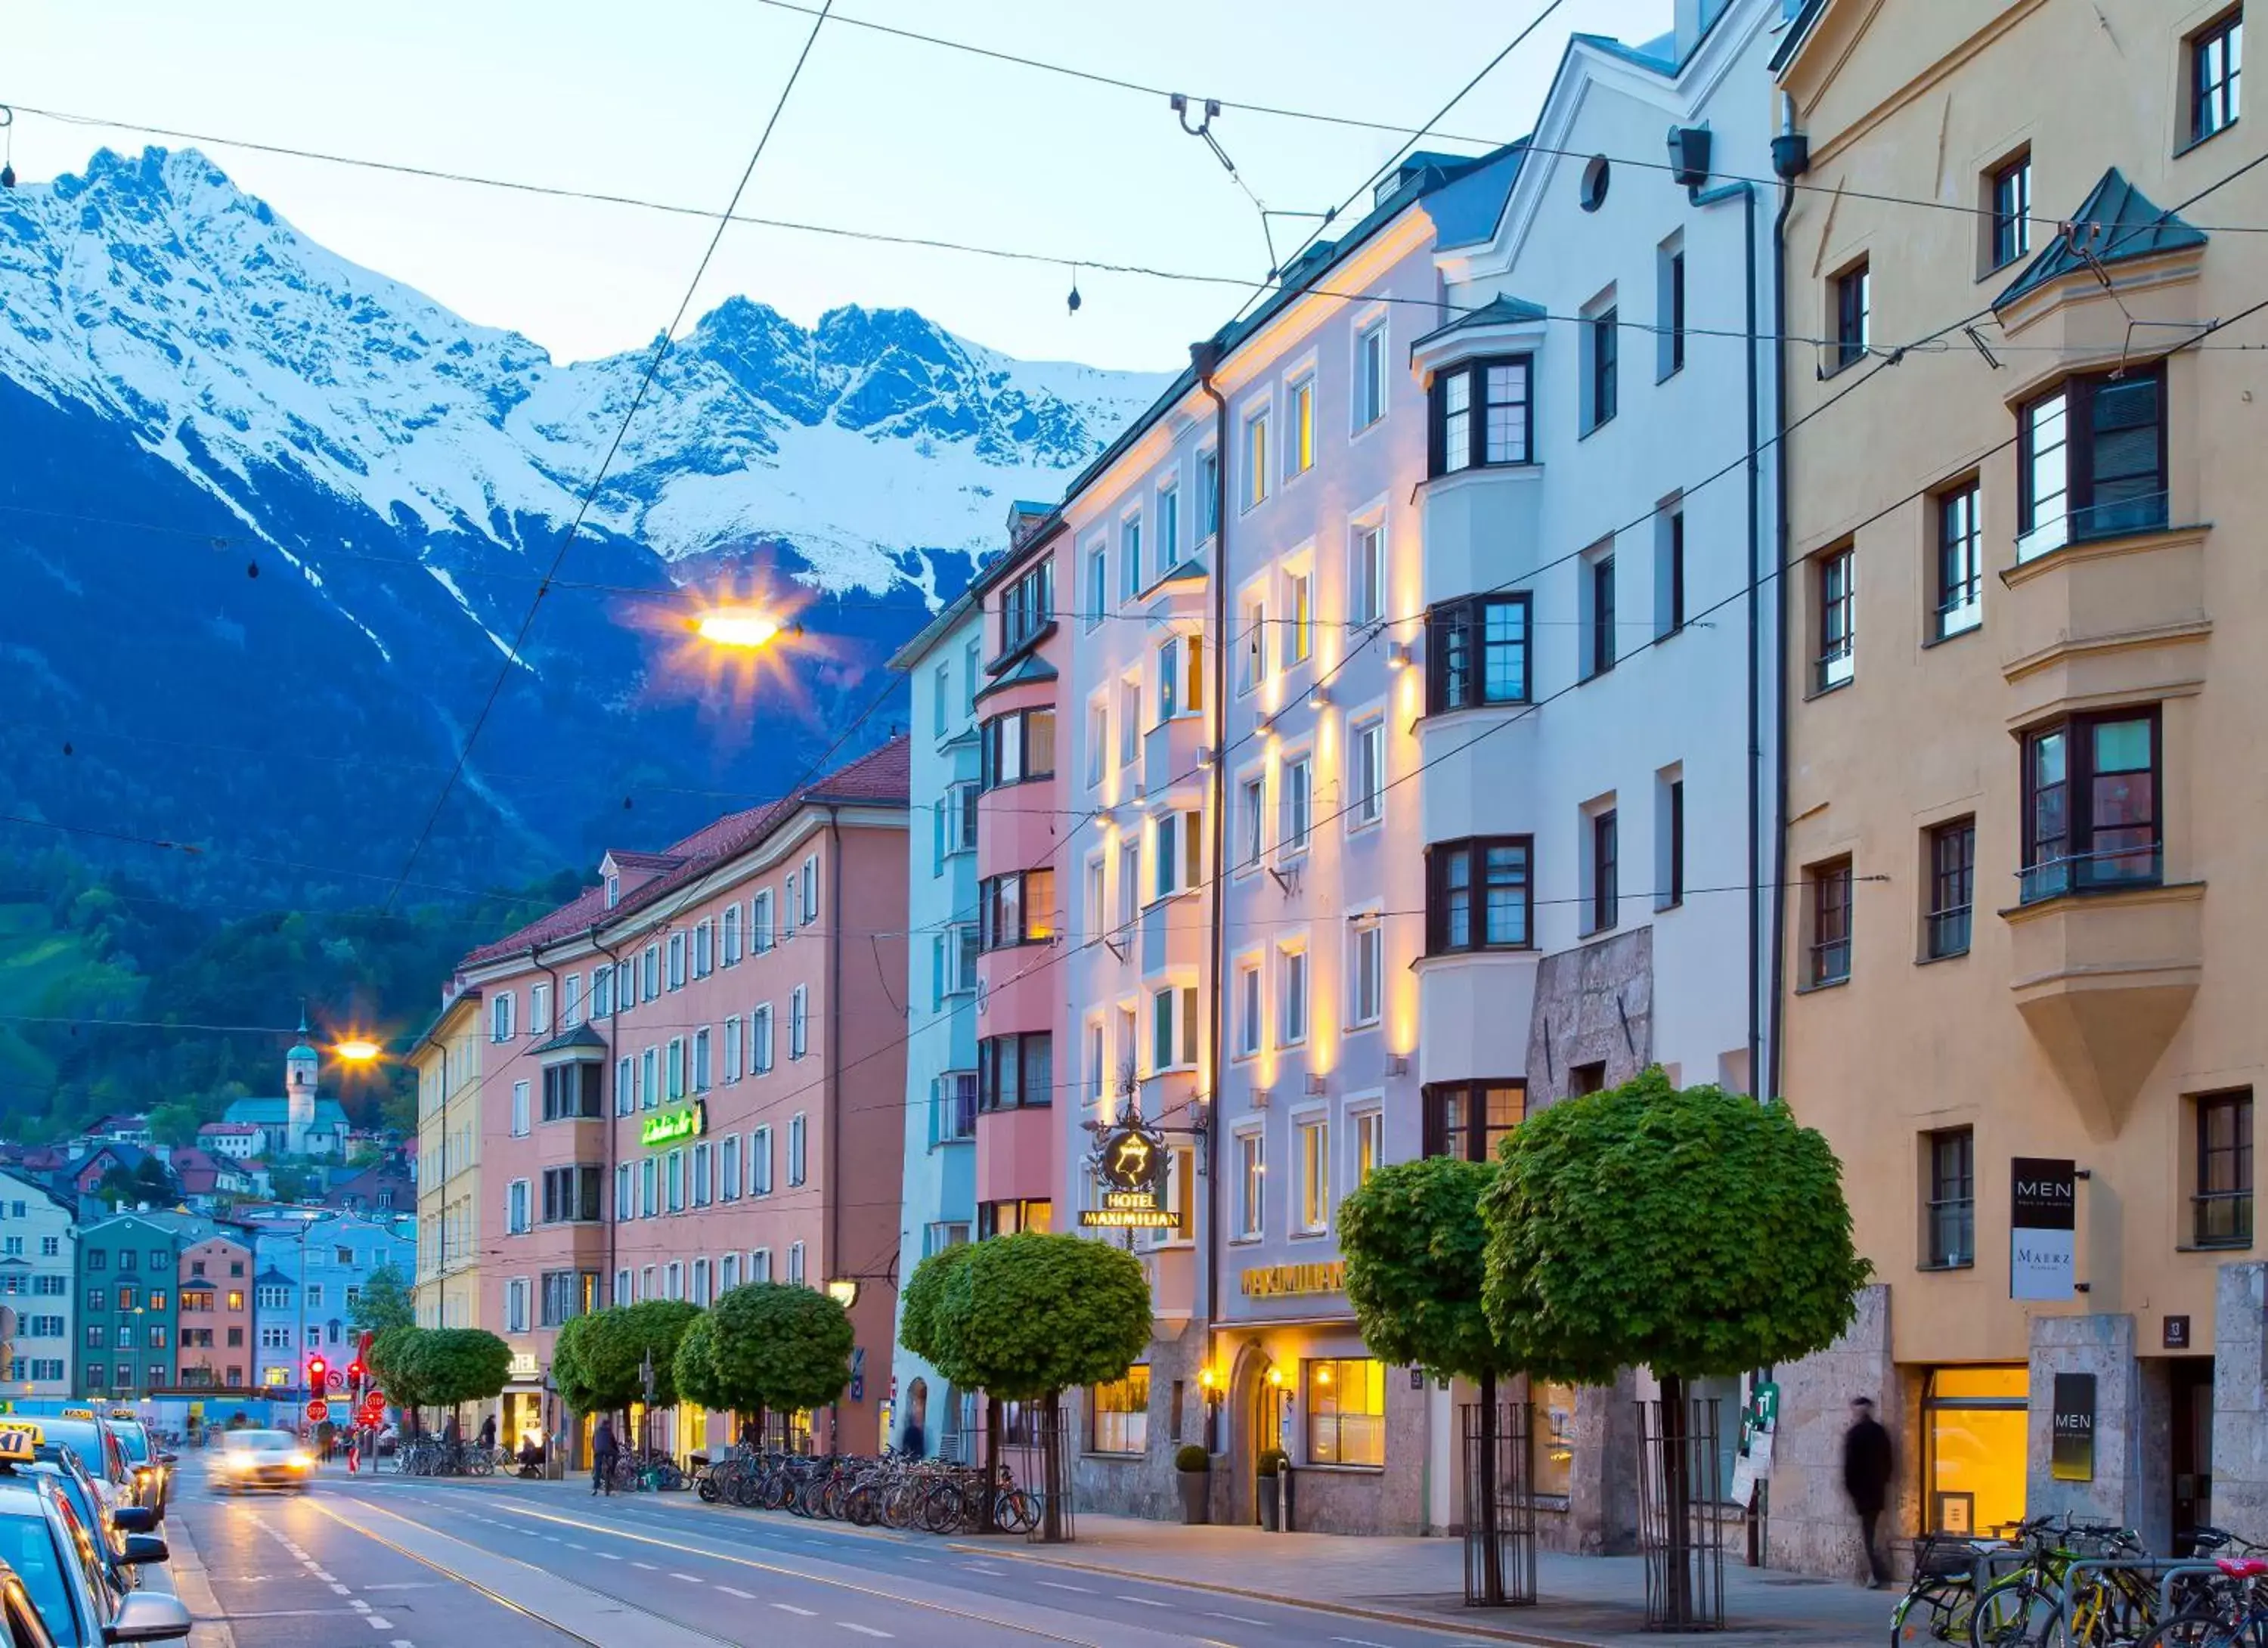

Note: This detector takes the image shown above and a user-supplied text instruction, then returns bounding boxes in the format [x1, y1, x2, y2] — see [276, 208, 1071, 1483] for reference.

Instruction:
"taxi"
[0, 1422, 187, 1646]
[93, 1420, 166, 1523]
[28, 1423, 128, 1529]
[20, 1443, 153, 1594]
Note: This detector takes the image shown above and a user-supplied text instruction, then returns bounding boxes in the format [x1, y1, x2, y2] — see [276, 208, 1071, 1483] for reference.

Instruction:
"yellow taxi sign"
[0, 1423, 45, 1462]
[106, 1409, 133, 1422]
[59, 1408, 94, 1421]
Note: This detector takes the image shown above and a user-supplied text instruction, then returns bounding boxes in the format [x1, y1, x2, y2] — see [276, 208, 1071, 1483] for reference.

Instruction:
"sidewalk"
[476, 1474, 1892, 1646]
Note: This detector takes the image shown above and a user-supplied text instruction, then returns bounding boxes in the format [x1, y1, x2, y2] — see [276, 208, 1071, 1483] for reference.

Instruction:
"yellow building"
[1767, 0, 2263, 1569]
[411, 988, 484, 1337]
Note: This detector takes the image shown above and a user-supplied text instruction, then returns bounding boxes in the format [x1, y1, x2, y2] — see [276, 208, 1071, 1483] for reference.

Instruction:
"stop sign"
[305, 1399, 330, 1423]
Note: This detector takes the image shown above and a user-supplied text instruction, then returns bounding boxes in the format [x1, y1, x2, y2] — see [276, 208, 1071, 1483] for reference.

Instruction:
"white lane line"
[1036, 1581, 1094, 1593]
[773, 1603, 817, 1616]
[1117, 1596, 1172, 1608]
[1330, 1638, 1393, 1647]
[901, 1555, 932, 1564]
[596, 1551, 622, 1560]
[566, 1542, 588, 1550]
[631, 1560, 658, 1570]
[366, 1617, 394, 1631]
[716, 1584, 755, 1599]
[310, 1568, 336, 1580]
[961, 1564, 1003, 1574]
[330, 1583, 352, 1595]
[670, 1572, 702, 1584]
[838, 1627, 892, 1640]
[350, 1600, 372, 1612]
[1205, 1612, 1269, 1626]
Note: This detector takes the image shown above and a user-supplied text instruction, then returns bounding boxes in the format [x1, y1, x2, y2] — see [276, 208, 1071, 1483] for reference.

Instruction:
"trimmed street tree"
[708, 1283, 853, 1445]
[1341, 1155, 1519, 1603]
[1481, 1067, 1871, 1624]
[930, 1232, 1151, 1541]
[417, 1327, 513, 1435]
[367, 1325, 430, 1432]
[671, 1312, 731, 1419]
[551, 1302, 700, 1444]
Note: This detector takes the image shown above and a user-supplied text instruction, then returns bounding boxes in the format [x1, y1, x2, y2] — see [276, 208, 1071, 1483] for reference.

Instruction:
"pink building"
[452, 739, 910, 1457]
[178, 1233, 253, 1392]
[969, 509, 1067, 1246]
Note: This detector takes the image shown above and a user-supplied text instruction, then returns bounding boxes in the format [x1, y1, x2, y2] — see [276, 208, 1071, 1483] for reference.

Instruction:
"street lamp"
[330, 1038, 383, 1064]
[692, 606, 791, 650]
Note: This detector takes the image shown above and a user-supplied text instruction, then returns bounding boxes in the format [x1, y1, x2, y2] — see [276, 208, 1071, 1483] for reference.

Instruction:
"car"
[0, 1423, 187, 1646]
[20, 1446, 150, 1595]
[209, 1430, 314, 1494]
[24, 1429, 128, 1533]
[93, 1423, 166, 1523]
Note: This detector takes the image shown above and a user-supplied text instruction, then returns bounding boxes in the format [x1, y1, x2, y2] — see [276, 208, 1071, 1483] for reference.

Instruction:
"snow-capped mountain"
[0, 147, 1165, 899]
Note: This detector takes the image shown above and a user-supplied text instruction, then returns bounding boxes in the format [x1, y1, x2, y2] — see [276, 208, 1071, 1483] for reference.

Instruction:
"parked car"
[0, 1423, 187, 1645]
[24, 1427, 129, 1531]
[94, 1422, 168, 1523]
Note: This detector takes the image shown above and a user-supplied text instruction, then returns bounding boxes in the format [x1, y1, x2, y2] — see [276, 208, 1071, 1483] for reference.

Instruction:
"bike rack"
[2056, 1555, 2202, 1627]
[2157, 1561, 2235, 1610]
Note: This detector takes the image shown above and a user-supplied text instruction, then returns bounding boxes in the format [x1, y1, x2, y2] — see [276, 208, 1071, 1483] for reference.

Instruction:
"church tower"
[285, 1009, 319, 1157]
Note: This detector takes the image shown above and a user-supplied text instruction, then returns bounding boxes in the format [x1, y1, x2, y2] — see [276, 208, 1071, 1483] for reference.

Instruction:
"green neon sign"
[640, 1101, 707, 1149]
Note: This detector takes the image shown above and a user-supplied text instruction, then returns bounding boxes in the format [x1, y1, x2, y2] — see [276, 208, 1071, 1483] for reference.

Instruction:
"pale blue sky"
[8, 0, 1668, 371]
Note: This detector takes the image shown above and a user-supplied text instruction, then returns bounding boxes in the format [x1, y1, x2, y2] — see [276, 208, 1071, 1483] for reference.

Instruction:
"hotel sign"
[2010, 1157, 2077, 1301]
[1240, 1261, 1346, 1298]
[1079, 1120, 1173, 1228]
[509, 1351, 540, 1382]
[641, 1101, 707, 1149]
[1080, 1191, 1177, 1230]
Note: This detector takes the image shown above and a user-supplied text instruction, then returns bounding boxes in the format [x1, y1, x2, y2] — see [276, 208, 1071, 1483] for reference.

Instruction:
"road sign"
[305, 1399, 330, 1423]
[325, 1368, 344, 1392]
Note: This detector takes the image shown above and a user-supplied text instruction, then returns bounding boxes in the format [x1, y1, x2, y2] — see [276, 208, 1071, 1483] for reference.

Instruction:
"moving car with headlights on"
[0, 1421, 188, 1645]
[209, 1430, 313, 1493]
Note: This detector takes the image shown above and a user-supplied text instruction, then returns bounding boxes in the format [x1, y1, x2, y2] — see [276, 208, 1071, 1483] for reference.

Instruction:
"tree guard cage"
[1007, 1398, 1078, 1544]
[1636, 1394, 1725, 1631]
[1459, 1400, 1538, 1606]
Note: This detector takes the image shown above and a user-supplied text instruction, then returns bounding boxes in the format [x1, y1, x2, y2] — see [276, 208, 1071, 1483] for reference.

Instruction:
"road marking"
[309, 1568, 336, 1580]
[566, 1542, 588, 1550]
[773, 1603, 817, 1616]
[838, 1626, 892, 1639]
[716, 1585, 754, 1599]
[1205, 1612, 1269, 1626]
[961, 1564, 1003, 1574]
[1117, 1596, 1172, 1608]
[1330, 1638, 1393, 1647]
[330, 1583, 352, 1595]
[350, 1600, 372, 1612]
[631, 1560, 658, 1569]
[1036, 1581, 1093, 1593]
[596, 1551, 621, 1560]
[670, 1572, 701, 1583]
[365, 1618, 394, 1631]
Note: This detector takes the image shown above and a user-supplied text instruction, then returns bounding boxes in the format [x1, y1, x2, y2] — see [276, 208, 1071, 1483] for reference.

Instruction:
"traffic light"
[306, 1354, 327, 1392]
[347, 1361, 365, 1399]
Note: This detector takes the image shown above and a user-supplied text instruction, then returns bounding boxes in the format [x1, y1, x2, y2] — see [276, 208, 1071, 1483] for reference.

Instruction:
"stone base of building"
[1070, 1328, 1208, 1524]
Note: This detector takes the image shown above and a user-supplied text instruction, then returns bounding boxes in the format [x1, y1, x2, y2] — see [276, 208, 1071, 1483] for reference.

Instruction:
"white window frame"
[491, 992, 515, 1044]
[1278, 753, 1313, 860]
[1347, 911, 1384, 1030]
[1294, 1109, 1331, 1234]
[751, 1003, 775, 1074]
[1278, 940, 1310, 1047]
[1238, 770, 1266, 871]
[788, 1112, 808, 1186]
[1350, 1101, 1386, 1191]
[507, 1179, 530, 1237]
[1234, 953, 1264, 1061]
[1086, 543, 1107, 629]
[1353, 313, 1389, 432]
[529, 982, 551, 1036]
[789, 986, 809, 1060]
[723, 1016, 742, 1083]
[1286, 371, 1316, 482]
[1348, 714, 1385, 830]
[667, 933, 686, 991]
[1120, 510, 1144, 603]
[722, 902, 742, 965]
[1243, 402, 1271, 512]
[752, 890, 775, 953]
[1235, 1127, 1266, 1241]
[510, 1080, 530, 1138]
[720, 1132, 741, 1203]
[751, 1127, 774, 1197]
[1348, 508, 1387, 627]
[1157, 479, 1181, 568]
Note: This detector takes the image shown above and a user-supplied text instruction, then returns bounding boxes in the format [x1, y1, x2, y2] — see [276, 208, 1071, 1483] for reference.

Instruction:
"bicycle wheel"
[1894, 1579, 1972, 1646]
[2136, 1615, 2247, 1648]
[1970, 1575, 2061, 1648]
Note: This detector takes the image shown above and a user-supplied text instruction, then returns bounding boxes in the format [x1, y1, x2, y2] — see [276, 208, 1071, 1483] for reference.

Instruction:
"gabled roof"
[603, 849, 686, 872]
[529, 1023, 608, 1056]
[457, 738, 909, 971]
[1994, 169, 2208, 308]
[974, 652, 1058, 702]
[1413, 294, 1550, 350]
[1572, 28, 1679, 72]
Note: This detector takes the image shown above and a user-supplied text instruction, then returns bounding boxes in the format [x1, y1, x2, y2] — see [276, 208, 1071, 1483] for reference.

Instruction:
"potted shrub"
[1174, 1444, 1210, 1525]
[1256, 1447, 1288, 1532]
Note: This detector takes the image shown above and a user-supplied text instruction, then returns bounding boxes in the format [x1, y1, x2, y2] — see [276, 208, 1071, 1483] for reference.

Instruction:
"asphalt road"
[166, 1455, 1517, 1648]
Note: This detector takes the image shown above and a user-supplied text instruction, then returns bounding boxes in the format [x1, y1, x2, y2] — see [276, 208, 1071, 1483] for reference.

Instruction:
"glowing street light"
[331, 1038, 383, 1064]
[693, 606, 785, 650]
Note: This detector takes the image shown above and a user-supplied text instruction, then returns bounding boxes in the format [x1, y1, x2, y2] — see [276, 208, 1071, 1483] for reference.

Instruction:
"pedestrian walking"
[478, 1414, 497, 1454]
[592, 1417, 619, 1497]
[1842, 1396, 1894, 1588]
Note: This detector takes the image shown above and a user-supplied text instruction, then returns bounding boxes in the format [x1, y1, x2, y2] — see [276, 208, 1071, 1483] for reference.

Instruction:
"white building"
[1410, 0, 1786, 1544]
[0, 1172, 76, 1398]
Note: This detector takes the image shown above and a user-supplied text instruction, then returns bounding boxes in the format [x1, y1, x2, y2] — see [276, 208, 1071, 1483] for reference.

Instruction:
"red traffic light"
[306, 1355, 328, 1383]
[348, 1361, 364, 1383]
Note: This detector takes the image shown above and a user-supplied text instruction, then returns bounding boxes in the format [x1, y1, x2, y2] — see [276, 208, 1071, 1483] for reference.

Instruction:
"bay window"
[2017, 366, 2167, 561]
[1426, 836, 1532, 953]
[1429, 355, 1532, 475]
[2019, 708, 2161, 902]
[1427, 593, 1530, 711]
[978, 1032, 1053, 1111]
[981, 868, 1055, 948]
[981, 706, 1055, 788]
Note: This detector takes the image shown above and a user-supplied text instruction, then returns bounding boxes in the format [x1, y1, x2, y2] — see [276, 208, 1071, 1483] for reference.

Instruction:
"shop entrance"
[1922, 1366, 2028, 1538]
[2171, 1359, 2214, 1548]
[1225, 1344, 1283, 1526]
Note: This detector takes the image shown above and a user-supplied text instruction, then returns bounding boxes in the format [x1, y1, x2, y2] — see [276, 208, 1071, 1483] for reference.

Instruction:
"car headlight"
[288, 1453, 313, 1469]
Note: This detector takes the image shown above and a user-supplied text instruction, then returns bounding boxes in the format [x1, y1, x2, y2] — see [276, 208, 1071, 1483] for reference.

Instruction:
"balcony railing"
[2016, 843, 2163, 906]
[2194, 1189, 2253, 1250]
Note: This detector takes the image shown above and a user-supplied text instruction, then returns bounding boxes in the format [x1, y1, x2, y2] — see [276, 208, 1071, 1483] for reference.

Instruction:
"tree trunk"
[1660, 1373, 1694, 1627]
[1477, 1369, 1505, 1604]
[1040, 1392, 1064, 1543]
[981, 1394, 1004, 1535]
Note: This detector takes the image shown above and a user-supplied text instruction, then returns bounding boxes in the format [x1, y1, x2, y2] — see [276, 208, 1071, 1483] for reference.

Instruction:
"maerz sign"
[2011, 1157, 2078, 1301]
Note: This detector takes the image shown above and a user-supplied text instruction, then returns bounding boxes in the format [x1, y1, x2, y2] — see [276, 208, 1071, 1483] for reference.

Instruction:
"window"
[1091, 1366, 1149, 1454]
[1349, 522, 1385, 627]
[642, 943, 660, 1000]
[1427, 837, 1532, 953]
[539, 1270, 597, 1327]
[1296, 1115, 1330, 1233]
[1152, 984, 1199, 1072]
[543, 1061, 601, 1120]
[505, 1278, 531, 1334]
[751, 1003, 775, 1073]
[507, 1179, 530, 1235]
[530, 981, 551, 1035]
[1348, 917, 1383, 1028]
[1239, 775, 1266, 869]
[1086, 545, 1107, 628]
[614, 1162, 632, 1221]
[1083, 857, 1107, 937]
[1590, 809, 1619, 934]
[1656, 506, 1685, 638]
[787, 1113, 807, 1186]
[1235, 1132, 1265, 1239]
[1278, 946, 1309, 1046]
[1423, 1081, 1525, 1161]
[1083, 699, 1109, 790]
[978, 1033, 1053, 1111]
[1356, 1109, 1384, 1188]
[2192, 9, 2243, 144]
[593, 967, 615, 1018]
[1926, 818, 1976, 959]
[981, 706, 1056, 788]
[2021, 709, 2161, 901]
[1988, 152, 2031, 271]
[694, 1027, 713, 1092]
[2018, 367, 2167, 560]
[667, 933, 685, 991]
[1349, 719, 1383, 828]
[1924, 1127, 1975, 1269]
[1157, 483, 1180, 569]
[1588, 554, 1616, 678]
[1283, 572, 1312, 668]
[1833, 262, 1870, 373]
[999, 558, 1055, 654]
[1157, 633, 1204, 720]
[977, 1200, 1052, 1238]
[935, 1071, 978, 1142]
[1276, 376, 1313, 483]
[1356, 321, 1388, 428]
[1430, 355, 1532, 475]
[752, 889, 775, 953]
[692, 1142, 713, 1208]
[666, 1037, 686, 1100]
[562, 972, 583, 1027]
[723, 1015, 744, 1082]
[1815, 546, 1855, 690]
[511, 1080, 530, 1138]
[666, 1151, 685, 1214]
[981, 868, 1055, 948]
[1244, 405, 1270, 509]
[1120, 514, 1142, 603]
[1932, 482, 1984, 638]
[789, 986, 809, 1061]
[541, 1166, 603, 1225]
[1659, 776, 1684, 910]
[1809, 858, 1854, 986]
[1279, 757, 1312, 857]
[1307, 1358, 1385, 1466]
[2195, 1089, 2254, 1248]
[1117, 677, 1141, 769]
[1198, 448, 1221, 540]
[1117, 838, 1140, 929]
[1239, 594, 1268, 694]
[491, 992, 515, 1044]
[751, 1127, 774, 1195]
[1662, 244, 1687, 377]
[1236, 960, 1263, 1058]
[1427, 593, 1530, 711]
[800, 856, 819, 925]
[1153, 810, 1203, 899]
[1587, 308, 1619, 430]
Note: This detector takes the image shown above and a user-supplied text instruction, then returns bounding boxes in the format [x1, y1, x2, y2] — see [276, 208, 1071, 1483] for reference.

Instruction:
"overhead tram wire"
[374, 0, 838, 914]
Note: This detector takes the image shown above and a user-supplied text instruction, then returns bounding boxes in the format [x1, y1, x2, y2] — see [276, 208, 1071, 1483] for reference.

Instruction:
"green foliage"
[349, 1264, 415, 1336]
[709, 1284, 854, 1415]
[1340, 1155, 1507, 1383]
[548, 1314, 609, 1417]
[367, 1325, 430, 1413]
[1481, 1067, 1873, 1385]
[410, 1328, 513, 1408]
[669, 1312, 732, 1414]
[267, 1164, 318, 1203]
[929, 1233, 1151, 1403]
[1174, 1443, 1210, 1473]
[147, 1104, 201, 1149]
[897, 1242, 972, 1368]
[1257, 1447, 1287, 1476]
[551, 1302, 701, 1414]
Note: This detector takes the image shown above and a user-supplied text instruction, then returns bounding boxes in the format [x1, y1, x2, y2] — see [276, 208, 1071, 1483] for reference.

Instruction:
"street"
[166, 1459, 1521, 1648]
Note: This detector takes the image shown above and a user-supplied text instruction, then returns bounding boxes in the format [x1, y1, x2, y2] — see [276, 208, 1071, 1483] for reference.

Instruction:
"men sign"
[2010, 1157, 2078, 1300]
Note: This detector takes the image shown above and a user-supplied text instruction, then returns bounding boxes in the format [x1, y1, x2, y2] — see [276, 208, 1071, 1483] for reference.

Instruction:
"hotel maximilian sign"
[1080, 1121, 1176, 1229]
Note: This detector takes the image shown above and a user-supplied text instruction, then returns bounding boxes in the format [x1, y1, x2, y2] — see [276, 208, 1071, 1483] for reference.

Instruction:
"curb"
[164, 1507, 239, 1648]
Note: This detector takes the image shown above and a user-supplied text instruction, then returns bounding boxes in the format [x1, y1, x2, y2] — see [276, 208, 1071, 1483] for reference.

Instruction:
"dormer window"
[605, 874, 620, 909]
[1429, 356, 1532, 476]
